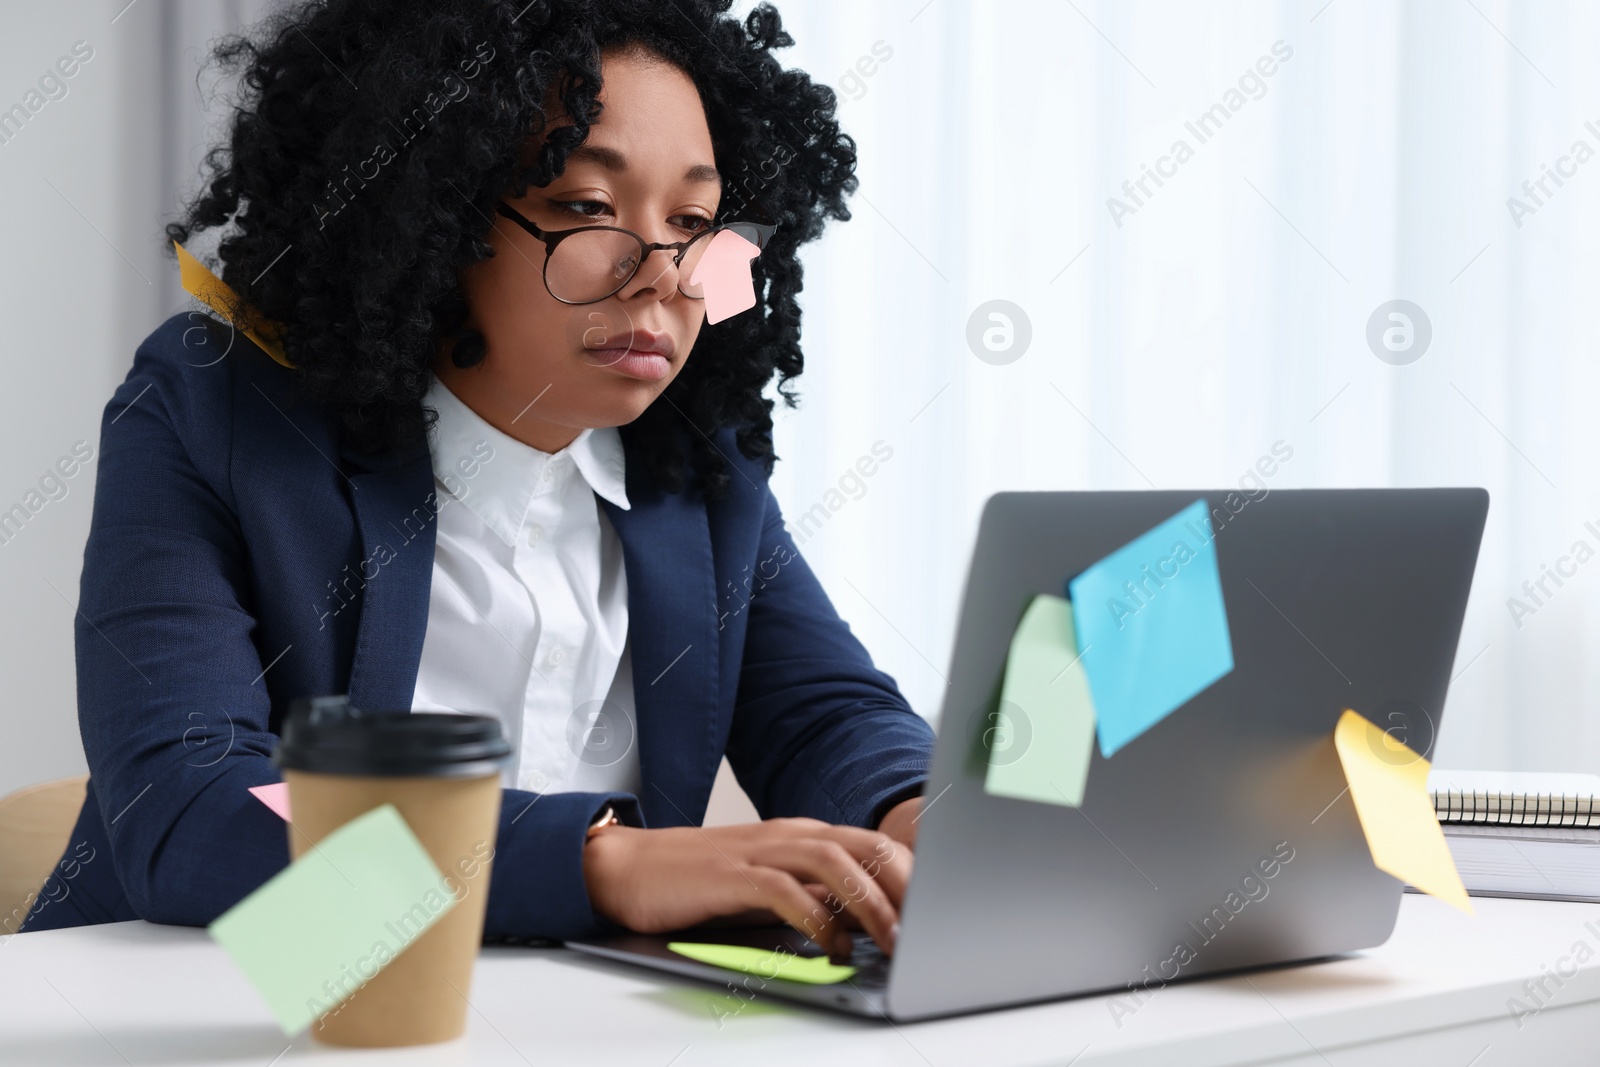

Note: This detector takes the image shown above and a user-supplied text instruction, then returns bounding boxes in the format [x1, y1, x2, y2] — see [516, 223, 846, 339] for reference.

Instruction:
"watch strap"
[586, 803, 619, 838]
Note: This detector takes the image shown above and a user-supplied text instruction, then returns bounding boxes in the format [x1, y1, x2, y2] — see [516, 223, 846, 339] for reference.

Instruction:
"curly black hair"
[165, 0, 857, 498]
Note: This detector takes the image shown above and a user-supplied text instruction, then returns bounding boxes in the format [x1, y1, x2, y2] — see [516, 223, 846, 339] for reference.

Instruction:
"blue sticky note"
[1067, 500, 1233, 757]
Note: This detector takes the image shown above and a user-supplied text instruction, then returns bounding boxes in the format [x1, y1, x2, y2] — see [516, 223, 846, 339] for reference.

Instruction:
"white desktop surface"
[2, 896, 1599, 1066]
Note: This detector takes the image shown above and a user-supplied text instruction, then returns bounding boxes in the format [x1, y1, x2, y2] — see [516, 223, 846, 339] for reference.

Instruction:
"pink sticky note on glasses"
[249, 783, 292, 822]
[689, 229, 762, 324]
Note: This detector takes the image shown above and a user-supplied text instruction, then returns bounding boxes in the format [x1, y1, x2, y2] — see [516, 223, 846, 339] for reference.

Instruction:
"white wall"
[0, 0, 270, 797]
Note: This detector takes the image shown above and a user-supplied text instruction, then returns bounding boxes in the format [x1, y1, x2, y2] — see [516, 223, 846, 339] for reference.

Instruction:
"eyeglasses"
[494, 200, 777, 306]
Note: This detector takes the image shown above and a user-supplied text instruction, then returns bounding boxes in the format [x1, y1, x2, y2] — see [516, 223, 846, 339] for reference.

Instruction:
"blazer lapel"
[339, 427, 438, 712]
[335, 416, 723, 826]
[601, 452, 722, 828]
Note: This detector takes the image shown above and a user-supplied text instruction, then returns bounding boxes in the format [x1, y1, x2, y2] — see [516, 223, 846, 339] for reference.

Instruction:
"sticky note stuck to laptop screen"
[1333, 708, 1472, 914]
[983, 593, 1097, 807]
[1068, 499, 1234, 758]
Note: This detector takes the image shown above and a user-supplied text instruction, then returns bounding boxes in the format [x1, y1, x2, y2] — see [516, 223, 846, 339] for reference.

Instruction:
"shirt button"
[547, 646, 566, 667]
[527, 523, 544, 547]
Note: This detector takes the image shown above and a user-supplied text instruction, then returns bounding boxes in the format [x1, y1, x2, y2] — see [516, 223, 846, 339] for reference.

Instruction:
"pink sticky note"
[249, 783, 292, 822]
[689, 229, 761, 324]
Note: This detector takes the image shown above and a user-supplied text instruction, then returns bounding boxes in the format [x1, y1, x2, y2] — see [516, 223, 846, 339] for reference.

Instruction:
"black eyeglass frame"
[494, 200, 778, 306]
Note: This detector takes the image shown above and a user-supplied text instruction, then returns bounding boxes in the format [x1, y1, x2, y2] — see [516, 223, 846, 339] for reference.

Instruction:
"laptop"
[566, 488, 1490, 1022]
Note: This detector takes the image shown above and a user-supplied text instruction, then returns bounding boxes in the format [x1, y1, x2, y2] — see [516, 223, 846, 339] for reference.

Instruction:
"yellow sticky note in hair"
[173, 241, 294, 368]
[1333, 708, 1472, 914]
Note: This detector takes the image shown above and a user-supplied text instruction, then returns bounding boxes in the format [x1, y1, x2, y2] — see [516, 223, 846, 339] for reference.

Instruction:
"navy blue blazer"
[20, 312, 934, 941]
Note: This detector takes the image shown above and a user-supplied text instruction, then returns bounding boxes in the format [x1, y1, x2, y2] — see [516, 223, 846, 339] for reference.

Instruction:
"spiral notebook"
[1424, 770, 1600, 902]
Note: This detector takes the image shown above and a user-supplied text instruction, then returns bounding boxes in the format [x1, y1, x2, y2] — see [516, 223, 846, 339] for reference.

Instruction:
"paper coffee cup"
[273, 697, 510, 1047]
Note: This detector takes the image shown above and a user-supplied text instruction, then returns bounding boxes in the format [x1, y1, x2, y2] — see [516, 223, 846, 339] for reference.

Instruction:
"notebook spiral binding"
[1431, 789, 1600, 828]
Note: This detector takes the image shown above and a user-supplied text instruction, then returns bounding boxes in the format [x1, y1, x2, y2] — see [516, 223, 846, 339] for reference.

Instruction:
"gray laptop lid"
[885, 488, 1487, 1020]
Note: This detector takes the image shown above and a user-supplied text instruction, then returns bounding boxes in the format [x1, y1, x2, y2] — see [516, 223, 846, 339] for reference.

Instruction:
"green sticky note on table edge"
[983, 593, 1097, 807]
[209, 803, 458, 1035]
[668, 942, 859, 984]
[1068, 499, 1234, 758]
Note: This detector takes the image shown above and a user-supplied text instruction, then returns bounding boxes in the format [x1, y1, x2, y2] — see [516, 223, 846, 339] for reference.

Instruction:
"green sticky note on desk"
[668, 942, 858, 984]
[983, 593, 1098, 807]
[209, 803, 457, 1035]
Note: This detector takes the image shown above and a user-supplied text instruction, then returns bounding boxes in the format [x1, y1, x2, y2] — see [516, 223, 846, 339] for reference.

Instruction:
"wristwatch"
[586, 804, 620, 839]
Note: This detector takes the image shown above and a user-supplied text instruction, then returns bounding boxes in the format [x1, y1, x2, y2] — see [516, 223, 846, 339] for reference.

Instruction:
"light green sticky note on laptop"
[983, 593, 1098, 807]
[209, 803, 456, 1035]
[668, 942, 858, 984]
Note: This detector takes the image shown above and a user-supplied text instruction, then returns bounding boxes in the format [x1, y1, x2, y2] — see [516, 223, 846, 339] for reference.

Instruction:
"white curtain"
[757, 0, 1600, 774]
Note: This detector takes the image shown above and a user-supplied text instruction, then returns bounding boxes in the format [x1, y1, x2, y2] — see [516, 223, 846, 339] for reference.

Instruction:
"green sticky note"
[668, 942, 859, 985]
[209, 803, 458, 1035]
[983, 593, 1098, 807]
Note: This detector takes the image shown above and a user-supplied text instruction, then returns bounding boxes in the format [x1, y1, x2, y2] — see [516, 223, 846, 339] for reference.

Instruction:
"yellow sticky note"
[1333, 708, 1472, 914]
[173, 241, 294, 368]
[667, 942, 858, 985]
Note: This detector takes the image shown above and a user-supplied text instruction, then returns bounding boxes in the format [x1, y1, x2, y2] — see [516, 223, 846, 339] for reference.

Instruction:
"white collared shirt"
[411, 377, 641, 797]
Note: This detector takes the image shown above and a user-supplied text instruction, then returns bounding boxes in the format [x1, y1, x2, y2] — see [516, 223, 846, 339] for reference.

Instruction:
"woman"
[20, 0, 934, 961]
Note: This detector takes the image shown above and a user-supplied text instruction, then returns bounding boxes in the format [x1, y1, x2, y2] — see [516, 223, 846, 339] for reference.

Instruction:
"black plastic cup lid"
[272, 695, 511, 778]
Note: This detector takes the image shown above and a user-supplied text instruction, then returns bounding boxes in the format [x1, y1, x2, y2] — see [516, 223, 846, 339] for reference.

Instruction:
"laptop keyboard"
[842, 931, 891, 991]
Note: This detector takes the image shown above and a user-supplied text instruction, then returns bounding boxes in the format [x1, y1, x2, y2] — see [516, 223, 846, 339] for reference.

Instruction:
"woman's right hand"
[581, 817, 912, 958]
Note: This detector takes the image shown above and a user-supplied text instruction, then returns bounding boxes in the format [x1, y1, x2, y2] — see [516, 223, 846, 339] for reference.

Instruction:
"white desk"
[2, 896, 1599, 1066]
